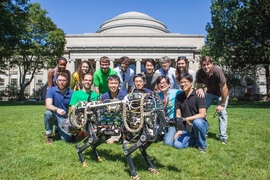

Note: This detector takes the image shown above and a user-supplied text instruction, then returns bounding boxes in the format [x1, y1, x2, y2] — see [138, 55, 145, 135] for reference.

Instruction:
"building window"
[10, 70, 18, 75]
[36, 80, 43, 89]
[11, 78, 18, 86]
[0, 78, 4, 89]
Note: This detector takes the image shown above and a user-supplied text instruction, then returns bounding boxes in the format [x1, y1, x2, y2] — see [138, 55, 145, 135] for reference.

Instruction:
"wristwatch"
[220, 104, 225, 107]
[55, 107, 58, 112]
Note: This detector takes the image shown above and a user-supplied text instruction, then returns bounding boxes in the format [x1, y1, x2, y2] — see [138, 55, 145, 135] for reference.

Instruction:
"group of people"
[43, 55, 229, 153]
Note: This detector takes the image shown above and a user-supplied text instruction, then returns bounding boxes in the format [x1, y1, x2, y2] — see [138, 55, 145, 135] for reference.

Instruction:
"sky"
[30, 0, 212, 38]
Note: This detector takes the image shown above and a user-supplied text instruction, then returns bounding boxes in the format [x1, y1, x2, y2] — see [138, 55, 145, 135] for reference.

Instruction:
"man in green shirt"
[94, 56, 117, 95]
[69, 73, 99, 110]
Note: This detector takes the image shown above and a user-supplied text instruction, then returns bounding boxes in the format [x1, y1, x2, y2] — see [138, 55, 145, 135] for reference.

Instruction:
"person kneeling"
[173, 73, 209, 153]
[100, 75, 127, 144]
[44, 72, 74, 144]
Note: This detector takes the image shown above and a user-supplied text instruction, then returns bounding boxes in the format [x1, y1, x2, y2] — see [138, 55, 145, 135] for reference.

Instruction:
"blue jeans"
[44, 110, 72, 142]
[205, 93, 229, 140]
[164, 126, 176, 146]
[174, 118, 209, 149]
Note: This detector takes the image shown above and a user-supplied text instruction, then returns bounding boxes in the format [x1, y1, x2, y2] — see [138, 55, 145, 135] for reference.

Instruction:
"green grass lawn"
[0, 101, 269, 180]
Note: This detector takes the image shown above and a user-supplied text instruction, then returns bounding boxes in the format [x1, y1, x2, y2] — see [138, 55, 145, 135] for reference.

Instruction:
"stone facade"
[64, 11, 204, 75]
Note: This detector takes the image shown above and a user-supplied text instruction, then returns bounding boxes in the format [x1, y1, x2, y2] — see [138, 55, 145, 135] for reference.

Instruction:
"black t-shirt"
[176, 89, 206, 119]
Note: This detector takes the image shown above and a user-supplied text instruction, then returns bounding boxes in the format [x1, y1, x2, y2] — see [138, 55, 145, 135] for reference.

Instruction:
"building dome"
[96, 11, 170, 34]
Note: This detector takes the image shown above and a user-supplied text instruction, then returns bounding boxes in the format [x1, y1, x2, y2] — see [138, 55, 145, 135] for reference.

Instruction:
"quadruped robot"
[70, 92, 172, 179]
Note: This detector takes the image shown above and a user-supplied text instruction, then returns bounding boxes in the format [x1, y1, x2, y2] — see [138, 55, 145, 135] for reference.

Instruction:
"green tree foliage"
[204, 0, 270, 94]
[0, 0, 29, 73]
[7, 3, 66, 100]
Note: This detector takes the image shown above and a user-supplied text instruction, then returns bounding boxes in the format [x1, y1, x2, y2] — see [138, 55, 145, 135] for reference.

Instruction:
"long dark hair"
[77, 60, 91, 81]
[176, 56, 188, 81]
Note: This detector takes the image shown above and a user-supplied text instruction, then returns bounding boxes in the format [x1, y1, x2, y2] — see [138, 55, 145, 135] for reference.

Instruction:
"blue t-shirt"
[46, 86, 73, 118]
[133, 88, 153, 94]
[155, 67, 180, 89]
[158, 89, 183, 119]
[101, 90, 127, 101]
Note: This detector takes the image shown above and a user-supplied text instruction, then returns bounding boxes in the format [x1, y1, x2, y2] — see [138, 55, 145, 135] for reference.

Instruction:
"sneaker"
[46, 136, 53, 144]
[198, 147, 206, 153]
[221, 139, 227, 145]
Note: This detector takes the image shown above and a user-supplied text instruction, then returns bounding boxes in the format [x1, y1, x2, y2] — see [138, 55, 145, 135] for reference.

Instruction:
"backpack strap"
[87, 91, 92, 102]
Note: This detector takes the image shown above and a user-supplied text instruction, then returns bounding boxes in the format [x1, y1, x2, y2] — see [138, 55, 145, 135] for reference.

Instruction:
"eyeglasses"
[179, 81, 190, 85]
[158, 81, 168, 85]
[134, 80, 144, 83]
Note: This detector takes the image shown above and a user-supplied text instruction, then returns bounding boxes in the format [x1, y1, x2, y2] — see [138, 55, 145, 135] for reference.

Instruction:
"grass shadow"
[207, 132, 219, 141]
[76, 141, 179, 176]
[84, 147, 125, 162]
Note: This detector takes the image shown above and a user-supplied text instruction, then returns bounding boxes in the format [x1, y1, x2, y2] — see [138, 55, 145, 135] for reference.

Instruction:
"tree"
[7, 3, 66, 100]
[204, 0, 270, 95]
[0, 0, 29, 73]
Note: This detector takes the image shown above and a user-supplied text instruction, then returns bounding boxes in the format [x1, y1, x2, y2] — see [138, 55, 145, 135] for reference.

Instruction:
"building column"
[68, 59, 75, 63]
[68, 59, 76, 72]
[174, 58, 178, 68]
[135, 58, 142, 74]
[110, 59, 115, 69]
[95, 58, 100, 70]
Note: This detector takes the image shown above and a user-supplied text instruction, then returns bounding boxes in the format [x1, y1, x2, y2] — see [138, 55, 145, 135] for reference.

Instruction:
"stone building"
[64, 11, 204, 74]
[0, 11, 204, 100]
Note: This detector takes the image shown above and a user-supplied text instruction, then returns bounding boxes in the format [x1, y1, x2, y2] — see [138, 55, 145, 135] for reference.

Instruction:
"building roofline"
[65, 33, 204, 38]
[96, 23, 170, 33]
[100, 14, 167, 29]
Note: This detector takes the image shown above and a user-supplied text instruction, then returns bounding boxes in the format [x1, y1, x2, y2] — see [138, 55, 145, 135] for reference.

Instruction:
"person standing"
[70, 60, 93, 91]
[196, 56, 229, 144]
[175, 56, 195, 87]
[155, 56, 179, 89]
[114, 56, 134, 93]
[156, 76, 182, 146]
[44, 72, 74, 144]
[142, 58, 160, 92]
[93, 56, 117, 95]
[47, 57, 71, 88]
[174, 73, 209, 153]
